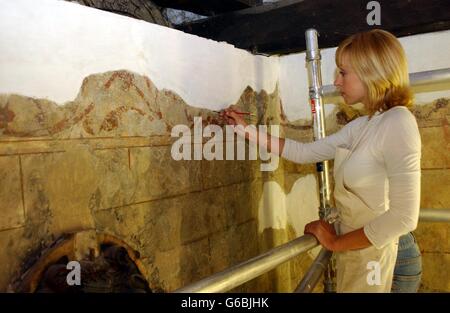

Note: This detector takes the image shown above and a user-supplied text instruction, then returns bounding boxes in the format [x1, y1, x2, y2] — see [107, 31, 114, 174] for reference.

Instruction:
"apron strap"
[349, 117, 372, 153]
[337, 118, 371, 169]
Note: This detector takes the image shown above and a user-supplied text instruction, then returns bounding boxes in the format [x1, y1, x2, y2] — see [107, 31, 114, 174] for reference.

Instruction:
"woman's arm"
[222, 107, 285, 155]
[333, 228, 372, 251]
[222, 106, 364, 164]
[304, 221, 372, 252]
[363, 110, 421, 249]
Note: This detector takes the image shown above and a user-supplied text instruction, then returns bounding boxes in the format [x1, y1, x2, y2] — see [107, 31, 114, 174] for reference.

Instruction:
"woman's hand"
[220, 105, 248, 127]
[304, 220, 339, 251]
[219, 105, 285, 155]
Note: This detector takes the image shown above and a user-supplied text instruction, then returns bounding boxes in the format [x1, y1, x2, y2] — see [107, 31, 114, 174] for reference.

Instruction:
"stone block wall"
[412, 98, 450, 292]
[0, 70, 320, 292]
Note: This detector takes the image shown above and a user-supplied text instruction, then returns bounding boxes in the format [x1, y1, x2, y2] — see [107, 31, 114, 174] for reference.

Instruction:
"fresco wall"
[0, 0, 448, 292]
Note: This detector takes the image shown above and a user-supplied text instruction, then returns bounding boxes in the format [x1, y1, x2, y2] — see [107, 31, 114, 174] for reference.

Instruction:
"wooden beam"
[236, 0, 263, 6]
[178, 0, 450, 55]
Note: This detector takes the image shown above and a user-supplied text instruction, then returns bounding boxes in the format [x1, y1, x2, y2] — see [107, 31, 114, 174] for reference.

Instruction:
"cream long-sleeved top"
[281, 106, 422, 249]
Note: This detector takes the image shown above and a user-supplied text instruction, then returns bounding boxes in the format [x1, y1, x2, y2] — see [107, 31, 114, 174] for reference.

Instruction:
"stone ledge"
[0, 136, 173, 156]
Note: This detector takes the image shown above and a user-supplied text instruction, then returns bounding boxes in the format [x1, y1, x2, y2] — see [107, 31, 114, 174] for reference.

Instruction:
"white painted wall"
[258, 176, 322, 257]
[0, 0, 279, 110]
[2, 0, 448, 119]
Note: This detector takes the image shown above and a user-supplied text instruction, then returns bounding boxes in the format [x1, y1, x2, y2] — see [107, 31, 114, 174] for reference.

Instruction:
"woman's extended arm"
[222, 106, 365, 164]
[222, 107, 285, 155]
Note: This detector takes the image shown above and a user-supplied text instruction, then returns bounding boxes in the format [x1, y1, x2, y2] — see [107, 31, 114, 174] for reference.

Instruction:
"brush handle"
[213, 110, 255, 116]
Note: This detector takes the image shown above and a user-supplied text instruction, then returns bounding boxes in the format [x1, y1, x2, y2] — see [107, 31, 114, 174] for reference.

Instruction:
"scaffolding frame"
[174, 29, 450, 293]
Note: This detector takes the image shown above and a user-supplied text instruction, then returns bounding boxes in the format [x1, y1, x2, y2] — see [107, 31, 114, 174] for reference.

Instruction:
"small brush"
[212, 110, 256, 116]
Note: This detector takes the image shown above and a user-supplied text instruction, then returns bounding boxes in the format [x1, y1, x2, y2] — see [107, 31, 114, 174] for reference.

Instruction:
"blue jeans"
[391, 232, 422, 293]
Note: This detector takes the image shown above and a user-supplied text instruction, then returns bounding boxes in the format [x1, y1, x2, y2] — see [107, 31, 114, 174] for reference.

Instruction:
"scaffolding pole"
[305, 28, 336, 293]
[174, 234, 319, 293]
[322, 68, 450, 97]
[419, 208, 450, 223]
[173, 209, 449, 293]
[294, 248, 332, 293]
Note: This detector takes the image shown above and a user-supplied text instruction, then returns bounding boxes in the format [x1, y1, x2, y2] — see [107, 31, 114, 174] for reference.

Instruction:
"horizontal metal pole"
[323, 68, 450, 98]
[419, 208, 450, 223]
[295, 247, 332, 293]
[174, 234, 319, 293]
[174, 209, 447, 293]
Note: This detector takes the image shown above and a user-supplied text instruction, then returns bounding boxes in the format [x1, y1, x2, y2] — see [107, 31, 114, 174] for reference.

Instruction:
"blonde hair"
[335, 29, 413, 117]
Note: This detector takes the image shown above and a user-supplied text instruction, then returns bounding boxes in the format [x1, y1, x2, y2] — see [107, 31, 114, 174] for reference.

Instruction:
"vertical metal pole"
[305, 29, 333, 218]
[295, 248, 332, 293]
[305, 28, 336, 293]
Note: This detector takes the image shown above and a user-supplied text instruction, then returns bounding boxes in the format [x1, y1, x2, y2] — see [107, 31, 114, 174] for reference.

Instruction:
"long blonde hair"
[335, 29, 413, 117]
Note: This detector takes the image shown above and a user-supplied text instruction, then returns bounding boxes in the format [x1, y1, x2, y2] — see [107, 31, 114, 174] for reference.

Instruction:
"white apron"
[332, 122, 398, 293]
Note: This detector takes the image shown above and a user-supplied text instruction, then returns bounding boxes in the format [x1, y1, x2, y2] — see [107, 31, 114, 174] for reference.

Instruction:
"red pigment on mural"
[0, 106, 15, 128]
[104, 71, 134, 90]
[100, 106, 147, 132]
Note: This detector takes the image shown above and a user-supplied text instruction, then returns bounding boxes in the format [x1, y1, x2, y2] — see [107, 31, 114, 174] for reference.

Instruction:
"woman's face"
[334, 53, 367, 105]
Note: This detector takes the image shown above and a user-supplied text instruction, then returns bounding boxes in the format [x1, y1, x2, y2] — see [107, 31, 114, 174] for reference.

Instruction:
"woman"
[222, 29, 422, 292]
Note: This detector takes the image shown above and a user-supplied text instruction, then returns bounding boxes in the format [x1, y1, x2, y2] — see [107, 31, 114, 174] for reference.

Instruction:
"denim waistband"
[398, 232, 417, 251]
